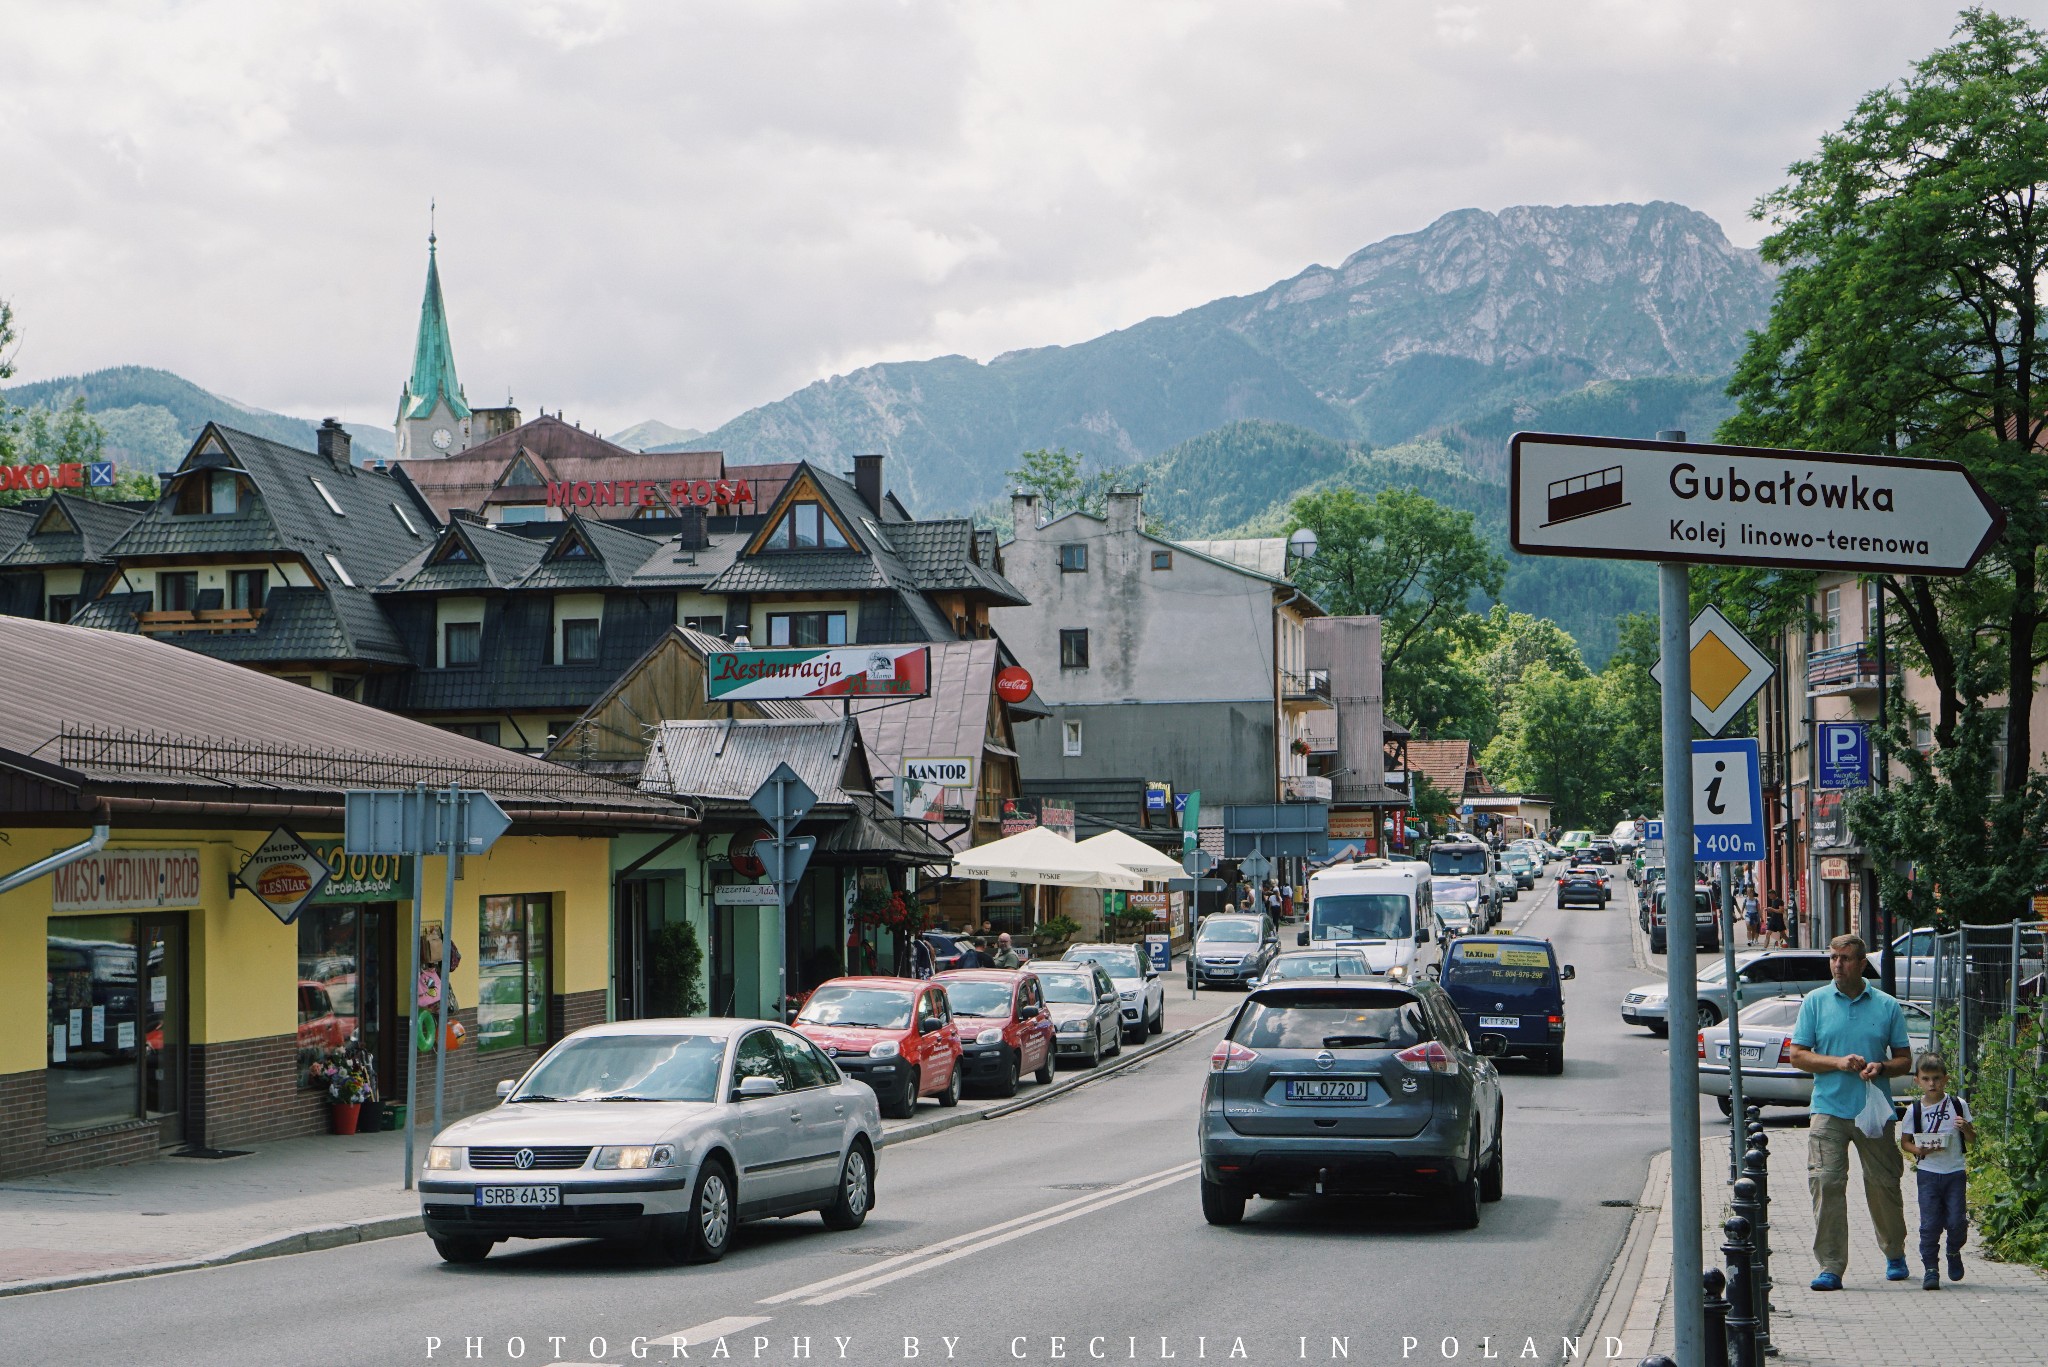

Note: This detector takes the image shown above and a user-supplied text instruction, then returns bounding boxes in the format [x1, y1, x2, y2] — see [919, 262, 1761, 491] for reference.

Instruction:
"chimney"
[1011, 492, 1039, 534]
[1106, 488, 1143, 534]
[853, 453, 884, 513]
[317, 417, 352, 469]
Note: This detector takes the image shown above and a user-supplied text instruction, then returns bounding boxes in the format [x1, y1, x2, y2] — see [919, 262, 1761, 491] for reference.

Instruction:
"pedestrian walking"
[1766, 894, 1788, 948]
[1279, 884, 1294, 922]
[1900, 1053, 1976, 1290]
[1742, 888, 1762, 945]
[1261, 880, 1281, 919]
[991, 932, 1024, 969]
[1785, 934, 1913, 1290]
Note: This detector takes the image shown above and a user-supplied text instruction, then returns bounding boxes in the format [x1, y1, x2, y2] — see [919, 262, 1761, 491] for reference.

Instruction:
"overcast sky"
[0, 2, 2037, 438]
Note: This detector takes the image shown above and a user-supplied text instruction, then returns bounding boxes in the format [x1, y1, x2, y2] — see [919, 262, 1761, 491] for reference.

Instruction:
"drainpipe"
[0, 815, 111, 897]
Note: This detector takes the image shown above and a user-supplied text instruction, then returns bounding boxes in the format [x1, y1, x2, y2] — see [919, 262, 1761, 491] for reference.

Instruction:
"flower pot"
[330, 1102, 362, 1136]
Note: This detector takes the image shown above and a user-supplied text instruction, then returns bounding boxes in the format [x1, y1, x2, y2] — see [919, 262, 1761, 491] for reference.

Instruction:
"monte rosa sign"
[1510, 432, 2003, 575]
[705, 645, 931, 701]
[545, 478, 753, 512]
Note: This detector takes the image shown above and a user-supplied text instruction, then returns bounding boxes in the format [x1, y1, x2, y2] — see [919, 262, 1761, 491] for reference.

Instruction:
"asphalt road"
[3, 871, 1688, 1367]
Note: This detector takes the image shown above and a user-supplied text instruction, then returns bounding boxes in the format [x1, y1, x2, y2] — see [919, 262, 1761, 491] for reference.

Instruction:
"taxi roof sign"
[1650, 605, 1776, 737]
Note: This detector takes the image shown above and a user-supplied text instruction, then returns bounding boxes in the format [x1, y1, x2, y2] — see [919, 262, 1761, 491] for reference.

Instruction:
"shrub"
[1966, 1013, 2048, 1269]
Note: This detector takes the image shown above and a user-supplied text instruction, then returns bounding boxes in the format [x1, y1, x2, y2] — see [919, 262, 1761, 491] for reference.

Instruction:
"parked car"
[1249, 948, 1375, 989]
[931, 969, 1056, 1096]
[1647, 881, 1720, 954]
[1874, 925, 2047, 1002]
[1697, 994, 1935, 1114]
[418, 1018, 883, 1264]
[792, 977, 963, 1118]
[1197, 981, 1506, 1229]
[297, 979, 356, 1051]
[1028, 963, 1123, 1067]
[1062, 943, 1166, 1043]
[1439, 936, 1573, 1074]
[1555, 868, 1609, 909]
[1622, 949, 1866, 1036]
[1192, 913, 1279, 989]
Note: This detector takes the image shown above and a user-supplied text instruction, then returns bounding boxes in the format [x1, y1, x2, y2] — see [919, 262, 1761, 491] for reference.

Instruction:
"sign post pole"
[1651, 427, 1704, 1367]
[434, 783, 459, 1137]
[1721, 857, 1745, 1183]
[404, 783, 425, 1191]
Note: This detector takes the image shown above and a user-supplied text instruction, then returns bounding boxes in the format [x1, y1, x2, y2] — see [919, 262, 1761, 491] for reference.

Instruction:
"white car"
[1697, 994, 1934, 1115]
[419, 1018, 883, 1265]
[1062, 942, 1166, 1043]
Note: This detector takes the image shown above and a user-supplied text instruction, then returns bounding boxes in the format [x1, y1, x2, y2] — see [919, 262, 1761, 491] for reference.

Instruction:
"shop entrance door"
[615, 879, 660, 1021]
[139, 916, 187, 1137]
[296, 905, 397, 1108]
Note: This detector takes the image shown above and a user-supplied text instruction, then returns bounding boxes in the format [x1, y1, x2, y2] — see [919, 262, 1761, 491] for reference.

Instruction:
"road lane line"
[795, 1163, 1198, 1306]
[756, 1160, 1197, 1306]
[647, 1316, 773, 1348]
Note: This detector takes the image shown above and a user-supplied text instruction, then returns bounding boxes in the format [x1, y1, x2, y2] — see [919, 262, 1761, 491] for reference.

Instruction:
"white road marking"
[646, 1315, 774, 1348]
[757, 1160, 1200, 1307]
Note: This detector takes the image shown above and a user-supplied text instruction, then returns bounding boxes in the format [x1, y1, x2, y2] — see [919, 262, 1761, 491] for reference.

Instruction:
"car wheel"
[1124, 1023, 1145, 1046]
[994, 1050, 1020, 1098]
[1716, 1094, 1734, 1118]
[1200, 1178, 1246, 1226]
[1545, 1048, 1565, 1076]
[1696, 1002, 1721, 1028]
[937, 1062, 961, 1108]
[1647, 1021, 1670, 1038]
[883, 1072, 919, 1120]
[1149, 1001, 1164, 1035]
[683, 1157, 735, 1263]
[1446, 1139, 1482, 1229]
[433, 1236, 493, 1264]
[1035, 1047, 1055, 1085]
[1105, 1023, 1121, 1058]
[820, 1142, 874, 1231]
[1480, 1113, 1505, 1203]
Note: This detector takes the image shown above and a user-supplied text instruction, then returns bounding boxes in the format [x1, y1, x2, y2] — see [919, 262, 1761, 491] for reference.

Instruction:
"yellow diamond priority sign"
[1650, 604, 1776, 737]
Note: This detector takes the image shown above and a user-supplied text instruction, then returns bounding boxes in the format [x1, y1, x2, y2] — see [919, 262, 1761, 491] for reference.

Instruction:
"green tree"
[1009, 446, 1084, 513]
[0, 296, 156, 504]
[1721, 9, 2048, 922]
[1598, 613, 1665, 820]
[1285, 486, 1505, 731]
[1467, 604, 1588, 728]
[1481, 661, 1614, 828]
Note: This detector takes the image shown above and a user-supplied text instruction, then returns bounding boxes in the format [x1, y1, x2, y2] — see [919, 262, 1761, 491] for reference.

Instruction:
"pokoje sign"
[545, 478, 753, 512]
[705, 645, 931, 701]
[51, 848, 203, 912]
[0, 461, 116, 492]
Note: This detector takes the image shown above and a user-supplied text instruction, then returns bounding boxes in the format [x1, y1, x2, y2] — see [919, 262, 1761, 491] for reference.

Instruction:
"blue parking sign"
[1816, 722, 1870, 791]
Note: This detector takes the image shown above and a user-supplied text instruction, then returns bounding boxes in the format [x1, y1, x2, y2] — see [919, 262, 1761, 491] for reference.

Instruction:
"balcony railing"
[1807, 642, 1898, 695]
[138, 607, 266, 635]
[1281, 669, 1332, 707]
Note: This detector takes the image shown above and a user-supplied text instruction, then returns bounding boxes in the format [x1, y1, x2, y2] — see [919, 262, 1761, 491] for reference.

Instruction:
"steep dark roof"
[0, 494, 146, 568]
[381, 519, 548, 592]
[392, 415, 730, 520]
[883, 519, 1028, 604]
[520, 516, 663, 590]
[111, 425, 436, 589]
[68, 586, 412, 666]
[0, 506, 29, 560]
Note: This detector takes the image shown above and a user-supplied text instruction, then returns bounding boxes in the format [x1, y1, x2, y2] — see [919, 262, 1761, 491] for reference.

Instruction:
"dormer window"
[562, 539, 589, 558]
[442, 543, 471, 563]
[173, 469, 243, 516]
[765, 500, 849, 551]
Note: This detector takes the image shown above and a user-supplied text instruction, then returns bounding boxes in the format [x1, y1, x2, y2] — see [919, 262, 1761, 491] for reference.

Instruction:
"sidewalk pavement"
[1628, 1131, 2048, 1365]
[0, 971, 1235, 1298]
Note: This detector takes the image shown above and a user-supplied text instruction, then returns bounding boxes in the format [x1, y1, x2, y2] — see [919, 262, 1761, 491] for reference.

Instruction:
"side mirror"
[1296, 929, 1309, 947]
[1018, 1004, 1040, 1020]
[1417, 924, 1432, 944]
[1561, 965, 1576, 981]
[1476, 1033, 1507, 1059]
[495, 1079, 516, 1099]
[919, 1016, 944, 1035]
[737, 1075, 781, 1099]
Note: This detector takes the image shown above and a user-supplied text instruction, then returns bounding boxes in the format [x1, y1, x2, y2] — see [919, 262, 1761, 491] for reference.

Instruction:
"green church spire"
[402, 225, 471, 422]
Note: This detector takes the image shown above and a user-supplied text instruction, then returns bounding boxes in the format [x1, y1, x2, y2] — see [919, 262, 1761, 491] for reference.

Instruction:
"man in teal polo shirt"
[1787, 934, 1912, 1290]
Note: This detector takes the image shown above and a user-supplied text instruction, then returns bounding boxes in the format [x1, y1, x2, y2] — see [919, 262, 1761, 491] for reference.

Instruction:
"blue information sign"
[1691, 738, 1764, 861]
[1816, 721, 1871, 791]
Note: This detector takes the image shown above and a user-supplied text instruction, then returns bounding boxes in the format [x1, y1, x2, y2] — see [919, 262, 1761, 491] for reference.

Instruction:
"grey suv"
[1198, 981, 1505, 1229]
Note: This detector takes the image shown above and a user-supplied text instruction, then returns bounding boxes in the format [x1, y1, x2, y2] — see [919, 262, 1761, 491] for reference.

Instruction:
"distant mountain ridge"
[701, 201, 1776, 511]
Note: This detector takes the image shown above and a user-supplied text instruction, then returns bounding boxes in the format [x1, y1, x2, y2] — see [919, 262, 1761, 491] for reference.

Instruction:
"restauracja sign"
[705, 645, 932, 701]
[545, 478, 754, 511]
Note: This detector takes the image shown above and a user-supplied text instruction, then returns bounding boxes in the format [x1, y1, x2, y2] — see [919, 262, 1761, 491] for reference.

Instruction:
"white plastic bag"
[1855, 1079, 1896, 1138]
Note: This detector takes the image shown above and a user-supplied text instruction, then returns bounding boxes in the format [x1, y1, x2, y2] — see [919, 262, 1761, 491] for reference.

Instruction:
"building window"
[437, 721, 501, 744]
[45, 594, 76, 624]
[768, 611, 848, 646]
[683, 614, 725, 638]
[444, 621, 482, 668]
[296, 904, 387, 1092]
[546, 719, 576, 746]
[1151, 550, 1172, 570]
[229, 569, 267, 612]
[1059, 628, 1090, 669]
[157, 571, 198, 612]
[1063, 719, 1083, 756]
[560, 617, 600, 665]
[478, 895, 552, 1052]
[1912, 710, 1933, 752]
[323, 553, 356, 588]
[1060, 544, 1088, 572]
[766, 500, 850, 551]
[47, 915, 184, 1133]
[330, 676, 360, 702]
[1818, 588, 1841, 650]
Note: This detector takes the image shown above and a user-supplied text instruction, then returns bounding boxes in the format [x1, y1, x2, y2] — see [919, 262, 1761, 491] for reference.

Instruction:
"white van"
[1296, 861, 1441, 983]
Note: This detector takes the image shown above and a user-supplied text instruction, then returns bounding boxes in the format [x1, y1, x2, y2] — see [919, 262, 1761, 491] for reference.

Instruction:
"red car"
[794, 976, 963, 1119]
[932, 969, 1056, 1097]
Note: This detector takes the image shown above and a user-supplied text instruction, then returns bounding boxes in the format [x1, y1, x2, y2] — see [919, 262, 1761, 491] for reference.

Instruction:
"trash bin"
[384, 1103, 406, 1132]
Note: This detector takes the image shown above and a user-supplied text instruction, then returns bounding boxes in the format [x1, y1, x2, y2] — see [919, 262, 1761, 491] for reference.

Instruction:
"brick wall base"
[0, 1070, 166, 1180]
[188, 1033, 328, 1151]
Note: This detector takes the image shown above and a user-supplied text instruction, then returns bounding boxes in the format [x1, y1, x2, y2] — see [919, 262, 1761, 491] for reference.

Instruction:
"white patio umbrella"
[948, 826, 1146, 890]
[1077, 830, 1185, 881]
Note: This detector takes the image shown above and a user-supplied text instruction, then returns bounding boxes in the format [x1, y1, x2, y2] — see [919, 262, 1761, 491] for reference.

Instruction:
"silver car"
[1698, 994, 1935, 1114]
[1030, 963, 1124, 1067]
[419, 1018, 883, 1265]
[1621, 949, 1857, 1035]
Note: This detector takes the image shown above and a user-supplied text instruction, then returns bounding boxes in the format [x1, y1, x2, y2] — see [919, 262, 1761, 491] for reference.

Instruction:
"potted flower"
[309, 1044, 378, 1135]
[1290, 737, 1312, 757]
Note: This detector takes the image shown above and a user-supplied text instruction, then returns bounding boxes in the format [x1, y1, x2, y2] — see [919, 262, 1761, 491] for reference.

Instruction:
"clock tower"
[394, 226, 473, 460]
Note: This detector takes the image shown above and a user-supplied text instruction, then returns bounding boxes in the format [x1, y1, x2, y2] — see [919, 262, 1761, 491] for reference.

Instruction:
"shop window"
[1060, 544, 1088, 572]
[444, 620, 481, 668]
[768, 611, 848, 647]
[560, 618, 600, 665]
[479, 895, 552, 1052]
[1059, 628, 1089, 669]
[297, 903, 390, 1093]
[157, 571, 198, 613]
[47, 915, 183, 1133]
[230, 569, 267, 612]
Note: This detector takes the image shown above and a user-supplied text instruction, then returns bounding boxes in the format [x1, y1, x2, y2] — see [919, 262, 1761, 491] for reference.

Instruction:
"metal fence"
[1925, 920, 2048, 1133]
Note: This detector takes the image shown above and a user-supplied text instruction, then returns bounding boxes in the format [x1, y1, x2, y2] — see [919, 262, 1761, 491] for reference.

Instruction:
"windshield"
[1430, 847, 1488, 876]
[940, 981, 1015, 1018]
[1035, 973, 1099, 1005]
[1443, 943, 1554, 989]
[1066, 949, 1140, 979]
[1311, 893, 1411, 940]
[1199, 919, 1260, 944]
[513, 1034, 724, 1103]
[1233, 993, 1428, 1050]
[1434, 878, 1481, 901]
[1267, 952, 1373, 981]
[796, 985, 915, 1030]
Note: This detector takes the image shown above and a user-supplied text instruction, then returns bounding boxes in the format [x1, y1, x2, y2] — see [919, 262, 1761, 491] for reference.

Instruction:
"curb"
[1578, 1148, 1672, 1361]
[2, 1008, 1236, 1298]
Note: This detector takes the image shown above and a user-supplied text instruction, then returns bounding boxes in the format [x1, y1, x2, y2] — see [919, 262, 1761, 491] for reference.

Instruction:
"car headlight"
[595, 1144, 677, 1170]
[1387, 965, 1408, 980]
[869, 1039, 901, 1058]
[975, 1027, 1004, 1045]
[1119, 990, 1138, 1000]
[425, 1146, 463, 1171]
[1058, 1019, 1085, 1033]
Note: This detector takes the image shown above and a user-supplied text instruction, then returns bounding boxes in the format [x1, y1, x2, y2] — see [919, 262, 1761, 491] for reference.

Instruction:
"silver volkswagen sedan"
[418, 1018, 883, 1265]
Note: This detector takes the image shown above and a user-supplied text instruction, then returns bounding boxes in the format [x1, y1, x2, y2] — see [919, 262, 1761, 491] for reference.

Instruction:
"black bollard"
[1702, 1267, 1729, 1367]
[1744, 1145, 1776, 1356]
[1725, 1206, 1759, 1367]
[1637, 1358, 1679, 1367]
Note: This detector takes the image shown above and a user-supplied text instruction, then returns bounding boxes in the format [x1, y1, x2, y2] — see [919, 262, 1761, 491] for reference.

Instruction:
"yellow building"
[0, 617, 692, 1179]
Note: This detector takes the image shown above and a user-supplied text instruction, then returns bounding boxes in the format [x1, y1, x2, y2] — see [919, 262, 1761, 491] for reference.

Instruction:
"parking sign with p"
[1816, 721, 1870, 791]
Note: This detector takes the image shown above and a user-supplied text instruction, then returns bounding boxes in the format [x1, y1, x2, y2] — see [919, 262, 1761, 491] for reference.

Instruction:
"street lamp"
[1286, 527, 1319, 563]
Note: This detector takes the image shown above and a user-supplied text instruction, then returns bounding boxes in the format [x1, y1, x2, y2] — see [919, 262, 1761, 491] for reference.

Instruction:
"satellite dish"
[1287, 527, 1319, 560]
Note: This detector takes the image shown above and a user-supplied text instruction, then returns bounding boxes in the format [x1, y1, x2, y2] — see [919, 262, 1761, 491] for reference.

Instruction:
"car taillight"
[1697, 1032, 1707, 1058]
[1396, 1040, 1457, 1075]
[1210, 1040, 1259, 1073]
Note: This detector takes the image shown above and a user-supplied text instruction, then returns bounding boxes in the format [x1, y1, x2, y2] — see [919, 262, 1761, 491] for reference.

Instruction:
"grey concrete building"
[992, 489, 1327, 810]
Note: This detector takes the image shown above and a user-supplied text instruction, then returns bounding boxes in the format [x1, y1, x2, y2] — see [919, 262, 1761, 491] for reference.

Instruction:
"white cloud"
[0, 0, 2030, 436]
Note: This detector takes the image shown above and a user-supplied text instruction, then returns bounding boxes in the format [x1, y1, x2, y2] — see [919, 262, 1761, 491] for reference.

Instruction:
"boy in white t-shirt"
[1898, 1054, 1977, 1290]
